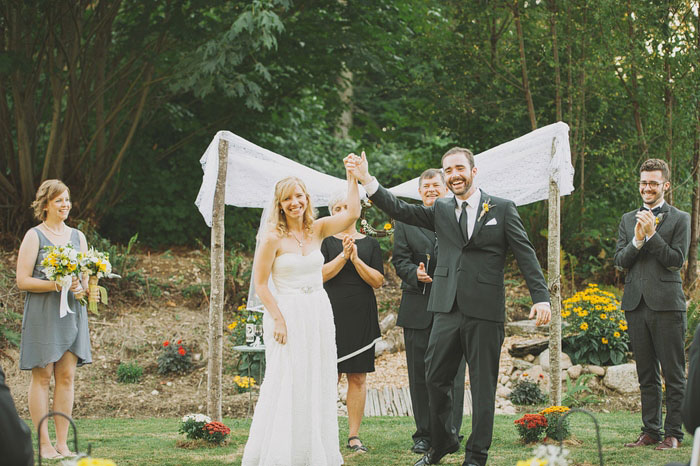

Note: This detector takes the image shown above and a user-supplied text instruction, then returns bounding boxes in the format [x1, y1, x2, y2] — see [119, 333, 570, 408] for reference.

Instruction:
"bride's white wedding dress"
[242, 250, 343, 466]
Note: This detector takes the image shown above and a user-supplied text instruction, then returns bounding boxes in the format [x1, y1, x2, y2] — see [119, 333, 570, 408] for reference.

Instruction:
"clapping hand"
[635, 209, 656, 240]
[416, 262, 432, 283]
[342, 235, 354, 260]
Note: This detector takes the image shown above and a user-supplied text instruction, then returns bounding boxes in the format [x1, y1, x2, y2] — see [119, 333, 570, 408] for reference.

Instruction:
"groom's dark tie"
[459, 201, 468, 240]
[640, 206, 662, 215]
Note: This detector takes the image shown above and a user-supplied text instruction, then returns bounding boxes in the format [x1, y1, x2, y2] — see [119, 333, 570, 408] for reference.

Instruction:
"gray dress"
[19, 227, 92, 370]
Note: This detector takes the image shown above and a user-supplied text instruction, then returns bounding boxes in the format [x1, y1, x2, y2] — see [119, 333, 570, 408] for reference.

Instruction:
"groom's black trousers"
[425, 304, 504, 466]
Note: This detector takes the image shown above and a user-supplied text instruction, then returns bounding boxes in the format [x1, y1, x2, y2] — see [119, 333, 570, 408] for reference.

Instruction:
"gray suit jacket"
[614, 203, 690, 311]
[371, 185, 549, 322]
[392, 221, 437, 329]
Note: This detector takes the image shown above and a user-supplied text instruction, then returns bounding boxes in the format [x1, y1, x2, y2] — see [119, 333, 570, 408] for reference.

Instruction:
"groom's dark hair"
[441, 147, 475, 170]
[419, 168, 445, 186]
[640, 158, 670, 182]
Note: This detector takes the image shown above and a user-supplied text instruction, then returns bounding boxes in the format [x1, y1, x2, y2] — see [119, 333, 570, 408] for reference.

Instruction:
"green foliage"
[562, 374, 601, 408]
[201, 421, 231, 445]
[509, 379, 548, 406]
[178, 414, 211, 440]
[0, 259, 21, 347]
[562, 284, 630, 366]
[116, 362, 144, 384]
[157, 340, 193, 375]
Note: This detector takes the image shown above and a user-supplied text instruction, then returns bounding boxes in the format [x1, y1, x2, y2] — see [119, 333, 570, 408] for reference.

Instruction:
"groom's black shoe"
[411, 439, 431, 454]
[413, 443, 459, 465]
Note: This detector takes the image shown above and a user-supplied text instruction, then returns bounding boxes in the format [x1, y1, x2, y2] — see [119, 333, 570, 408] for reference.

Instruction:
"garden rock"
[374, 339, 391, 357]
[585, 365, 606, 377]
[603, 363, 640, 394]
[496, 386, 512, 398]
[524, 354, 535, 362]
[380, 313, 397, 333]
[505, 320, 549, 336]
[521, 364, 549, 389]
[566, 364, 583, 379]
[508, 338, 549, 357]
[537, 349, 572, 372]
[513, 358, 534, 371]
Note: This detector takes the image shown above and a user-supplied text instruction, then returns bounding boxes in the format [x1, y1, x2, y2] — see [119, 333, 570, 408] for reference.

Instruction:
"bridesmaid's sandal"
[347, 436, 368, 453]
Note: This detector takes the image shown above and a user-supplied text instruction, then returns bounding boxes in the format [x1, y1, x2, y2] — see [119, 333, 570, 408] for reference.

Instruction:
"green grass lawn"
[33, 412, 693, 465]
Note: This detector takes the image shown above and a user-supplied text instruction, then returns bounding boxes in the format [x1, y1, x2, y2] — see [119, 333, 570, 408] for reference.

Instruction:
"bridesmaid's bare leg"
[346, 372, 367, 448]
[53, 351, 78, 456]
[29, 362, 60, 458]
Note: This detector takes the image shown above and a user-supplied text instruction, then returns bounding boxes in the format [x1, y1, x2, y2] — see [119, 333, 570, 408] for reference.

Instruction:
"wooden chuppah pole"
[548, 137, 563, 406]
[207, 137, 228, 421]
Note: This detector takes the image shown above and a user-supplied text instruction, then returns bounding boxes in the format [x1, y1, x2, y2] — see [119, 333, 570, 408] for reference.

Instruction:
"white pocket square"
[485, 218, 497, 226]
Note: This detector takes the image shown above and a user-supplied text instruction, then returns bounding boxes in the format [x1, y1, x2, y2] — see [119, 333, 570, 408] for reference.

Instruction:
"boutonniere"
[655, 213, 664, 225]
[478, 199, 495, 222]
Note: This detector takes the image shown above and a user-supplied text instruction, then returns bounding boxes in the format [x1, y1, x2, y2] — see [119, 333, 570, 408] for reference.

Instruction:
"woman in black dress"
[321, 191, 383, 453]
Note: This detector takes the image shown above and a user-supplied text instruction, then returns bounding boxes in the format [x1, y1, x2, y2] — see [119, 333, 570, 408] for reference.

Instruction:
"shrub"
[539, 406, 571, 441]
[514, 413, 548, 443]
[202, 421, 231, 445]
[510, 378, 547, 406]
[179, 413, 211, 440]
[687, 300, 699, 350]
[562, 283, 630, 366]
[116, 362, 143, 383]
[157, 339, 193, 375]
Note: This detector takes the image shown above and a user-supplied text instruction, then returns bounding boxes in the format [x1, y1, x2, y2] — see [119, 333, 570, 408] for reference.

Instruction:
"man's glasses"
[638, 181, 664, 188]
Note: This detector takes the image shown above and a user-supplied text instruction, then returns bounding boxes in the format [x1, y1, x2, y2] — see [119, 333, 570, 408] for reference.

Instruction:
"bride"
[241, 155, 362, 465]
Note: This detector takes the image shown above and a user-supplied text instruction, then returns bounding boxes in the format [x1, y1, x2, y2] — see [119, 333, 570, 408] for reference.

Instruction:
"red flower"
[177, 340, 182, 345]
[178, 347, 186, 356]
[163, 341, 170, 347]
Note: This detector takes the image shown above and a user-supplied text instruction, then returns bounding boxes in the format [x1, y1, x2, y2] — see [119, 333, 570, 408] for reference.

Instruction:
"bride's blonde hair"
[268, 177, 315, 237]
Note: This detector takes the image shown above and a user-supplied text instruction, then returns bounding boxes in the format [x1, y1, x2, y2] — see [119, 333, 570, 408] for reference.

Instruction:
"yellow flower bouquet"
[78, 248, 120, 314]
[40, 244, 81, 318]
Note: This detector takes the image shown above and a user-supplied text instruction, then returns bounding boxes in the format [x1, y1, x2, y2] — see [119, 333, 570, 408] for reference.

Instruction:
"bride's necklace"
[43, 221, 66, 236]
[289, 230, 304, 248]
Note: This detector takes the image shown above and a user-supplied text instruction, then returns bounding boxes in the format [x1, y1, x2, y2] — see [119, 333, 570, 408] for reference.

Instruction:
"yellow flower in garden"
[516, 459, 547, 466]
[237, 304, 246, 311]
[383, 223, 392, 230]
[580, 323, 588, 331]
[614, 331, 621, 338]
[595, 305, 602, 310]
[228, 322, 237, 330]
[580, 310, 588, 317]
[77, 459, 117, 466]
[540, 405, 570, 415]
[601, 337, 609, 344]
[599, 313, 607, 320]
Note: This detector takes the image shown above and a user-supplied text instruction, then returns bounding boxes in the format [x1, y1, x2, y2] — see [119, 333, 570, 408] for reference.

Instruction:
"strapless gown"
[241, 250, 343, 466]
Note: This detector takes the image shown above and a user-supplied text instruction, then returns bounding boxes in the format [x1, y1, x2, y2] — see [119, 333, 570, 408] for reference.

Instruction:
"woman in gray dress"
[16, 179, 92, 460]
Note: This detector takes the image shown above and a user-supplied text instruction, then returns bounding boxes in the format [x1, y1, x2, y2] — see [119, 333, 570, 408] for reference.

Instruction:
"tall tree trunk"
[335, 66, 353, 139]
[548, 137, 562, 406]
[512, 0, 537, 130]
[686, 103, 700, 292]
[663, 1, 673, 203]
[548, 0, 562, 122]
[625, 0, 648, 155]
[207, 137, 228, 422]
[685, 8, 700, 293]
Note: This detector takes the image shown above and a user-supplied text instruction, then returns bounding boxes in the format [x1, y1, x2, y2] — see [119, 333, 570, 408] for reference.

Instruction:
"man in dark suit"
[345, 148, 550, 466]
[614, 158, 690, 451]
[0, 365, 34, 465]
[392, 168, 466, 455]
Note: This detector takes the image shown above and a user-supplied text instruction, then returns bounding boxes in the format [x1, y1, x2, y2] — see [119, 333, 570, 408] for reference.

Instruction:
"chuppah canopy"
[194, 121, 574, 226]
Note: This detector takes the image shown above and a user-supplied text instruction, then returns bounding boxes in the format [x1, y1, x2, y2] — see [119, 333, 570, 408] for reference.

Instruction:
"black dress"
[321, 235, 383, 373]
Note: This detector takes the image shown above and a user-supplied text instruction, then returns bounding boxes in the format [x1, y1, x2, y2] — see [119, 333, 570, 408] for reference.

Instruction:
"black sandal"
[347, 436, 368, 452]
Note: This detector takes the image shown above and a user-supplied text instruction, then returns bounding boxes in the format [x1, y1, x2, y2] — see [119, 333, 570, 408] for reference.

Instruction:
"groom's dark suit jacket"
[372, 186, 549, 320]
[614, 203, 690, 311]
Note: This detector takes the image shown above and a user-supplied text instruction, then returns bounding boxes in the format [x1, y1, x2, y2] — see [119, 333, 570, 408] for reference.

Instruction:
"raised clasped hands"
[343, 151, 371, 184]
[416, 262, 432, 283]
[342, 235, 354, 260]
[529, 302, 551, 326]
[634, 209, 656, 241]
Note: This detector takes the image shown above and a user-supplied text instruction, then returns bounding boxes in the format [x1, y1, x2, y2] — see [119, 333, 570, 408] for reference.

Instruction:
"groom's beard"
[448, 175, 472, 196]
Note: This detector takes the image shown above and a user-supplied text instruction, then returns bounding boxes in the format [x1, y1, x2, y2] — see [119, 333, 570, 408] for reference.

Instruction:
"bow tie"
[640, 206, 662, 215]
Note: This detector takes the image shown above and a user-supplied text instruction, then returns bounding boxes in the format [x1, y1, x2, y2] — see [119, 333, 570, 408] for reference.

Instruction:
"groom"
[345, 148, 550, 466]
